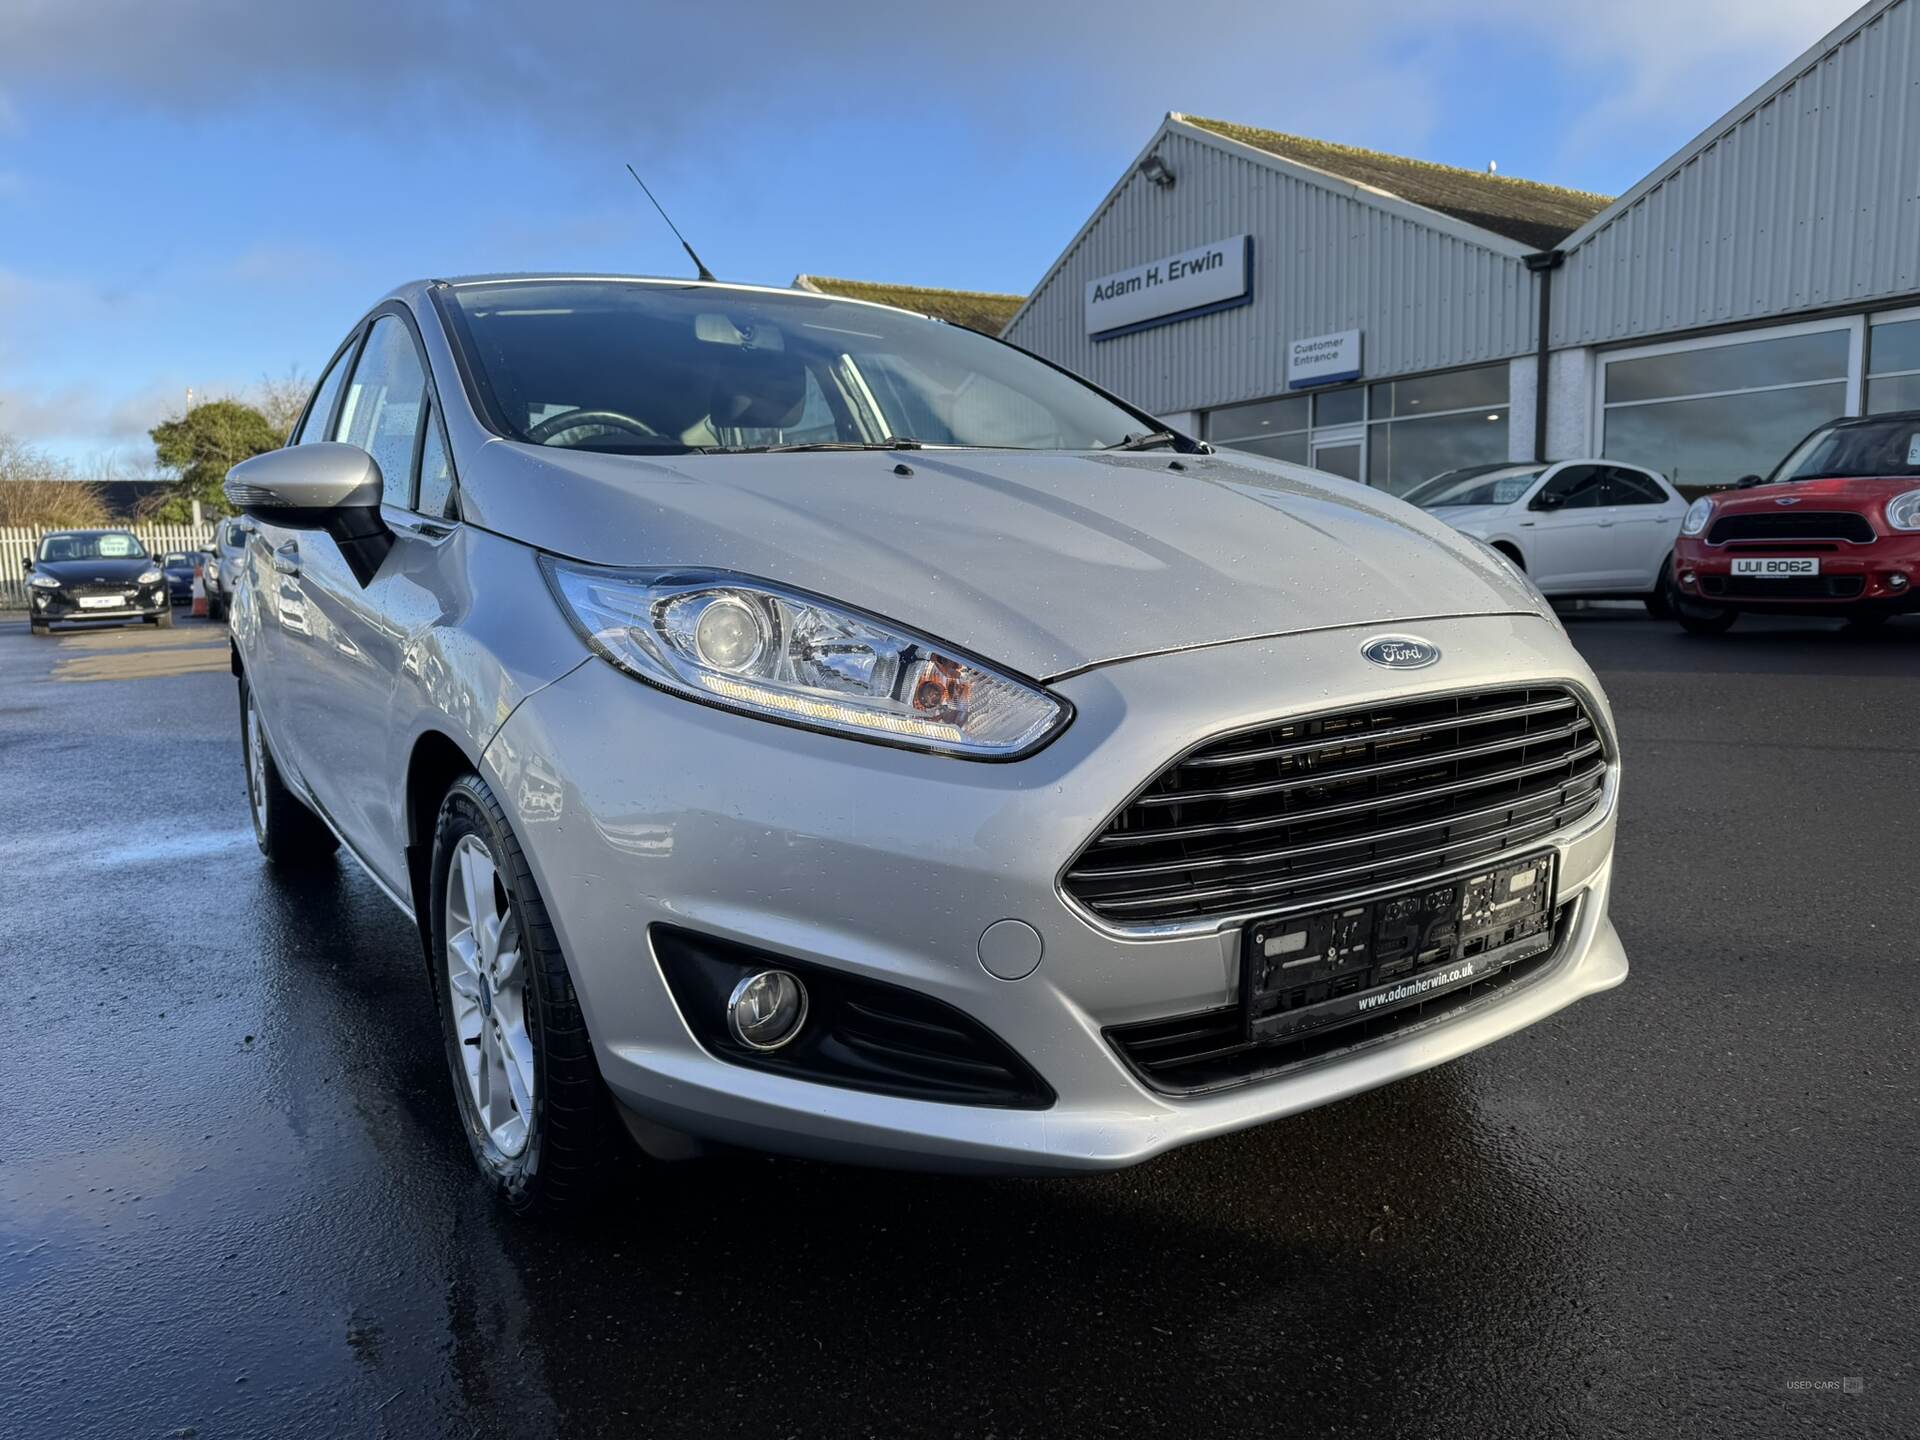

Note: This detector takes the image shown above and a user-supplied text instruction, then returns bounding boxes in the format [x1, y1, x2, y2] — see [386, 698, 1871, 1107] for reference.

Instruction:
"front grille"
[1062, 686, 1607, 927]
[1108, 900, 1577, 1094]
[1701, 574, 1866, 599]
[1708, 511, 1875, 544]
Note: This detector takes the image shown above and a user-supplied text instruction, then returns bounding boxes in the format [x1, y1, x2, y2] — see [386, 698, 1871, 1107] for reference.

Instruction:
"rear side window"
[338, 315, 428, 507]
[296, 342, 356, 445]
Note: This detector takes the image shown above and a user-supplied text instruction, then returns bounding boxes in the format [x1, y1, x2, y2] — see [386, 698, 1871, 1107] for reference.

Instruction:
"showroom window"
[1203, 392, 1308, 463]
[1866, 310, 1920, 414]
[1366, 364, 1509, 495]
[1204, 361, 1510, 493]
[1599, 321, 1857, 493]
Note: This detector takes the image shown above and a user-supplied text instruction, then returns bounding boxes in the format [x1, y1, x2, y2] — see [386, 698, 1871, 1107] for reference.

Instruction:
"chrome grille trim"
[1059, 682, 1615, 936]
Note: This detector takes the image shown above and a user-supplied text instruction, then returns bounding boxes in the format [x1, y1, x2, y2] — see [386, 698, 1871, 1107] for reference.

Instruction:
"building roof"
[1179, 116, 1612, 251]
[792, 275, 1025, 335]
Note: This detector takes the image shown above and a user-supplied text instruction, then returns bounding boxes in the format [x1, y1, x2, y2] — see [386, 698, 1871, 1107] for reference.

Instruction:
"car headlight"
[28, 574, 61, 589]
[1887, 488, 1920, 532]
[137, 567, 163, 584]
[540, 560, 1071, 760]
[1681, 496, 1714, 536]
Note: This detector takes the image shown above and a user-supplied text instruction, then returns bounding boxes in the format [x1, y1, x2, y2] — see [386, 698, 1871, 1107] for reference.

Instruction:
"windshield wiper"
[732, 436, 925, 454]
[1106, 430, 1179, 452]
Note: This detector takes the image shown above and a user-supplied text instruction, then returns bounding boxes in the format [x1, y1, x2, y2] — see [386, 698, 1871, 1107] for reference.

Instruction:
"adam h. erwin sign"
[1085, 235, 1252, 340]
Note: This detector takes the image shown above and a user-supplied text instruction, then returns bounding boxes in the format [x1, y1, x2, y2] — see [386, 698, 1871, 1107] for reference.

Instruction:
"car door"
[1601, 466, 1684, 591]
[242, 330, 361, 786]
[278, 308, 462, 890]
[1519, 464, 1613, 592]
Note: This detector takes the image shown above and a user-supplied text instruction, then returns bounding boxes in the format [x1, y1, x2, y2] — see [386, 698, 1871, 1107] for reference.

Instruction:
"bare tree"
[0, 433, 109, 527]
[253, 367, 312, 445]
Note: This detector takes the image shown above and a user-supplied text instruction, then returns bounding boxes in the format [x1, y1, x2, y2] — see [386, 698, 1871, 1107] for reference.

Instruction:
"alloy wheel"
[445, 833, 535, 1157]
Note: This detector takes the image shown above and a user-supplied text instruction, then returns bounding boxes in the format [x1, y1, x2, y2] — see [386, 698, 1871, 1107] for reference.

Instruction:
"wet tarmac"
[2, 609, 1916, 1438]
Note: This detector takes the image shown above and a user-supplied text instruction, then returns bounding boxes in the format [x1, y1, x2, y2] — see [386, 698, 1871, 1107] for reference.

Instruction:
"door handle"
[273, 541, 301, 577]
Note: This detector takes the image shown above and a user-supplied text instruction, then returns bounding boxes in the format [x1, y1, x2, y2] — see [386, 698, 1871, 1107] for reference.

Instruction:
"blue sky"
[0, 0, 1859, 467]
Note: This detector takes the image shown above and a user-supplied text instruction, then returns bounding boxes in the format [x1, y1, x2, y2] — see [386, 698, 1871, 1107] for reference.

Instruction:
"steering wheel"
[526, 408, 660, 444]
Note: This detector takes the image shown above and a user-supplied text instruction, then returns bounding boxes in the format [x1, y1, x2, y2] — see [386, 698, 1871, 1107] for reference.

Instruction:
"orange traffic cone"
[191, 566, 208, 618]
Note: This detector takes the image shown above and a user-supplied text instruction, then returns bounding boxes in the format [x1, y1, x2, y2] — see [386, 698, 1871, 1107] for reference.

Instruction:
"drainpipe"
[1523, 249, 1564, 464]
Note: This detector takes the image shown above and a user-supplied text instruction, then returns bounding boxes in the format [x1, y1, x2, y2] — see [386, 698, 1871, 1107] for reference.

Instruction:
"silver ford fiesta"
[224, 275, 1627, 1214]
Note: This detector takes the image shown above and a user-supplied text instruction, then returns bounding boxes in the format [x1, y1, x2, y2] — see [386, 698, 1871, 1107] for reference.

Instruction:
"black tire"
[1674, 597, 1738, 635]
[239, 672, 337, 865]
[209, 596, 227, 622]
[29, 619, 49, 637]
[1644, 554, 1675, 619]
[428, 773, 628, 1217]
[152, 605, 176, 629]
[1844, 609, 1891, 632]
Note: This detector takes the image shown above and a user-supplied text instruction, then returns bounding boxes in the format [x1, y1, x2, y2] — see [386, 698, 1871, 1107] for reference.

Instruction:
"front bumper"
[30, 585, 169, 623]
[1673, 532, 1920, 611]
[483, 611, 1627, 1174]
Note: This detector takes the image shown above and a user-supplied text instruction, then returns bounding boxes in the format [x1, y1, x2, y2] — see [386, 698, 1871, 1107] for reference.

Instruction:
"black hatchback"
[24, 529, 174, 635]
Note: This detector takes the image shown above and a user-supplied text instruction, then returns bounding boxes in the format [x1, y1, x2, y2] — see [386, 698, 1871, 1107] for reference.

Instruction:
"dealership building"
[989, 0, 1920, 496]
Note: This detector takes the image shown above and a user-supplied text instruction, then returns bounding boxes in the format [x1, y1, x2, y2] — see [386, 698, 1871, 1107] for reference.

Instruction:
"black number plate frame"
[1240, 852, 1560, 1044]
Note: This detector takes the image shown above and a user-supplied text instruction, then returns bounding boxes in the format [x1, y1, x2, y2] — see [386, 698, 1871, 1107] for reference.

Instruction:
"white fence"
[0, 524, 218, 609]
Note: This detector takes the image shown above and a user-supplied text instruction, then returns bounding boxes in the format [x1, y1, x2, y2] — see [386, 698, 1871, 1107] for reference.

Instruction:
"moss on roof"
[792, 275, 1024, 335]
[1180, 117, 1611, 250]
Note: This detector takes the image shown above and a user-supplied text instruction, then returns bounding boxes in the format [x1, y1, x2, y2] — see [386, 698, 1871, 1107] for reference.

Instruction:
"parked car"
[23, 529, 173, 635]
[224, 275, 1627, 1215]
[1668, 412, 1920, 634]
[1403, 460, 1686, 613]
[201, 518, 249, 621]
[159, 551, 199, 606]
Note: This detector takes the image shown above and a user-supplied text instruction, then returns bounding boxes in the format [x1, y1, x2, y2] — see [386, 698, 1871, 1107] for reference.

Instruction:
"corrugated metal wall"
[1004, 127, 1538, 417]
[1556, 0, 1920, 348]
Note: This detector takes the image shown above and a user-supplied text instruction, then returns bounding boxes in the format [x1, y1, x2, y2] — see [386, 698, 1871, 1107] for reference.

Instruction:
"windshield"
[443, 280, 1150, 455]
[1403, 467, 1544, 509]
[37, 532, 148, 562]
[1768, 418, 1920, 483]
[163, 553, 195, 567]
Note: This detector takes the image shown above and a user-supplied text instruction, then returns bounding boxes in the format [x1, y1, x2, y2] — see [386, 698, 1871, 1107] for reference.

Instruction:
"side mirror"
[224, 443, 391, 586]
[20, 556, 30, 574]
[1734, 473, 1764, 489]
[1530, 491, 1565, 512]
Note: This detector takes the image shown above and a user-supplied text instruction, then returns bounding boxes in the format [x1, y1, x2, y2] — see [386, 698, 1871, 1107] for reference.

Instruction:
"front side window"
[1604, 468, 1667, 505]
[338, 315, 428, 506]
[1539, 465, 1608, 509]
[297, 341, 357, 446]
[416, 407, 456, 518]
[1767, 419, 1920, 483]
[442, 280, 1150, 455]
[38, 531, 145, 561]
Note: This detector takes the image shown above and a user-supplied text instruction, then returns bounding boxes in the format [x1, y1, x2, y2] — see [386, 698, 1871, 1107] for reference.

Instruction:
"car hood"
[1709, 475, 1919, 513]
[32, 556, 155, 585]
[459, 441, 1544, 679]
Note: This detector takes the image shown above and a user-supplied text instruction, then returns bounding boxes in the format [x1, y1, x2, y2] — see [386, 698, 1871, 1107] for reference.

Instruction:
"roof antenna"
[625, 164, 716, 282]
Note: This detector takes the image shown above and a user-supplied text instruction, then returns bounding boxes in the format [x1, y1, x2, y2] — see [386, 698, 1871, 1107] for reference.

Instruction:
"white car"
[1404, 461, 1686, 611]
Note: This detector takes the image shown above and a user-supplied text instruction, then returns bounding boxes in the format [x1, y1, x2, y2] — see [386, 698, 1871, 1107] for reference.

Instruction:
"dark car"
[160, 551, 199, 605]
[24, 529, 174, 635]
[1669, 411, 1920, 633]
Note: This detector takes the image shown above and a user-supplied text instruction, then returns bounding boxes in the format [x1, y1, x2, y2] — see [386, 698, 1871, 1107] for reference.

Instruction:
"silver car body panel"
[479, 610, 1622, 1173]
[226, 274, 1629, 1174]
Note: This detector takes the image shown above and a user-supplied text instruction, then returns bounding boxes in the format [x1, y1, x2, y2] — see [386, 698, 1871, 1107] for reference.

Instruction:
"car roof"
[1826, 409, 1920, 428]
[412, 273, 945, 325]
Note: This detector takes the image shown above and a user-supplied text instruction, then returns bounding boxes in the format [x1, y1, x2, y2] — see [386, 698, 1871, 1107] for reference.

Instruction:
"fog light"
[1679, 570, 1696, 587]
[727, 969, 807, 1051]
[1888, 573, 1909, 590]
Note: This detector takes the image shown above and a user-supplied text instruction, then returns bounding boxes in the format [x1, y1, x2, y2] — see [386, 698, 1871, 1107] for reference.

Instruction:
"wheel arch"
[404, 729, 481, 953]
[1489, 539, 1526, 570]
